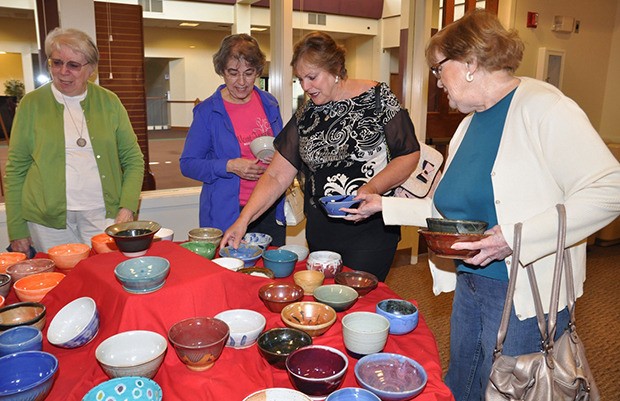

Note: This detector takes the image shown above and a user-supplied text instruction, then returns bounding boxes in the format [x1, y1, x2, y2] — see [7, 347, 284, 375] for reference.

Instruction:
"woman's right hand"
[10, 238, 33, 257]
[343, 193, 383, 222]
[226, 158, 267, 181]
[221, 220, 248, 249]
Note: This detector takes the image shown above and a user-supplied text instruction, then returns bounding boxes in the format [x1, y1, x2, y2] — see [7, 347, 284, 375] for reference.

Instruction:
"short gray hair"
[45, 27, 99, 66]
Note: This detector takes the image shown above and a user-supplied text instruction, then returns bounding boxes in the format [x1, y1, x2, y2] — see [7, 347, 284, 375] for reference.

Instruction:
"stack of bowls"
[95, 330, 167, 378]
[0, 351, 58, 400]
[13, 272, 66, 303]
[0, 302, 47, 332]
[47, 296, 99, 348]
[5, 259, 55, 283]
[47, 243, 90, 272]
[167, 317, 229, 371]
[106, 221, 161, 257]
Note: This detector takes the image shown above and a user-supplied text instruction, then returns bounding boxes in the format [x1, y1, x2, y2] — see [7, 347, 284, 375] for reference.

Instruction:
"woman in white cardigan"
[345, 10, 620, 401]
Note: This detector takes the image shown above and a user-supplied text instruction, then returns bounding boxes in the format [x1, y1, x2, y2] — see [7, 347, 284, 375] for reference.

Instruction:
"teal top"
[433, 88, 516, 281]
[5, 82, 145, 241]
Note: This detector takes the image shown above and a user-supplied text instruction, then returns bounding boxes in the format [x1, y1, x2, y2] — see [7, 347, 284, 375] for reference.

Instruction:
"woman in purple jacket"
[180, 34, 285, 245]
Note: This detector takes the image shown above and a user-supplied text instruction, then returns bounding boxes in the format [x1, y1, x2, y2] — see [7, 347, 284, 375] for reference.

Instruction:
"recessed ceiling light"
[189, 45, 196, 49]
[251, 26, 267, 32]
[179, 22, 199, 27]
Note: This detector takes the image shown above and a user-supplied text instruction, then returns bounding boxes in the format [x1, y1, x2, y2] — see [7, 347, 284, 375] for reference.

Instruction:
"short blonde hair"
[45, 27, 99, 65]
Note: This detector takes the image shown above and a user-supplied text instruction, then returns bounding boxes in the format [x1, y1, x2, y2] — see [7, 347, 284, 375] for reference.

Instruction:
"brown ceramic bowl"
[5, 259, 55, 283]
[334, 270, 379, 297]
[237, 267, 275, 279]
[418, 230, 490, 259]
[0, 274, 11, 298]
[258, 283, 304, 313]
[281, 301, 337, 337]
[0, 302, 47, 332]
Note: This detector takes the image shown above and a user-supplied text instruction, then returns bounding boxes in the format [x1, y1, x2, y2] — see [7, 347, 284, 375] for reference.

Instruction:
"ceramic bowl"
[180, 241, 216, 259]
[106, 221, 161, 257]
[355, 353, 428, 401]
[0, 351, 58, 401]
[256, 327, 312, 370]
[0, 252, 27, 274]
[96, 330, 167, 379]
[306, 251, 343, 278]
[211, 257, 245, 272]
[47, 296, 99, 348]
[13, 272, 66, 303]
[262, 249, 298, 278]
[286, 345, 348, 398]
[90, 233, 118, 254]
[425, 217, 488, 234]
[83, 376, 163, 401]
[281, 301, 337, 337]
[326, 387, 382, 401]
[5, 259, 55, 283]
[238, 267, 275, 279]
[219, 244, 263, 268]
[214, 309, 266, 349]
[313, 284, 359, 312]
[0, 302, 46, 332]
[243, 232, 273, 250]
[167, 317, 229, 371]
[154, 227, 174, 241]
[188, 227, 223, 246]
[47, 243, 90, 271]
[114, 256, 170, 294]
[418, 230, 489, 259]
[0, 326, 43, 357]
[278, 244, 310, 261]
[319, 194, 361, 218]
[334, 270, 379, 297]
[258, 283, 304, 313]
[342, 312, 390, 358]
[243, 388, 312, 401]
[0, 274, 10, 298]
[376, 299, 419, 335]
[293, 270, 324, 295]
[249, 136, 275, 162]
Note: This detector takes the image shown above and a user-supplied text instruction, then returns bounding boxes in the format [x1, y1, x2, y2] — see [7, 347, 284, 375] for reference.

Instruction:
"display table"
[9, 241, 453, 401]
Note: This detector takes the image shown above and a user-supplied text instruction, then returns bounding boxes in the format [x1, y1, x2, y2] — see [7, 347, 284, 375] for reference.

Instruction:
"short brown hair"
[426, 9, 524, 73]
[291, 31, 347, 79]
[213, 34, 266, 76]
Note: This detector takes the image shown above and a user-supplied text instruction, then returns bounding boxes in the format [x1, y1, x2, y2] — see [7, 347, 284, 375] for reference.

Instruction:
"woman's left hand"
[451, 225, 513, 266]
[115, 208, 135, 224]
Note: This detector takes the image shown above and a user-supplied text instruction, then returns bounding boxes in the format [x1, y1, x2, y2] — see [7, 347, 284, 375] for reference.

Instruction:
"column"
[269, 0, 293, 123]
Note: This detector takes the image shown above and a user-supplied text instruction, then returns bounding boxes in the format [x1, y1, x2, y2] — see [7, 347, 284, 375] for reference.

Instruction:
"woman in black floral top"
[222, 31, 420, 281]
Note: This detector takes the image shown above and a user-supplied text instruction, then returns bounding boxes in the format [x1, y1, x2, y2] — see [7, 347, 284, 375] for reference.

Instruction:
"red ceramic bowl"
[47, 243, 90, 272]
[285, 345, 348, 398]
[6, 259, 55, 283]
[334, 270, 379, 297]
[0, 252, 27, 274]
[13, 272, 66, 303]
[168, 317, 229, 372]
[258, 283, 304, 313]
[418, 230, 489, 259]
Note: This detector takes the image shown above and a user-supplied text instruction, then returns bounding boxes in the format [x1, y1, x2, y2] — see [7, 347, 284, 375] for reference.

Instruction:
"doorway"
[145, 57, 172, 130]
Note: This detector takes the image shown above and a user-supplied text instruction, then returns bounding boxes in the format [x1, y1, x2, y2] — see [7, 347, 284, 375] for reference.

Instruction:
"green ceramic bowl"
[180, 241, 216, 259]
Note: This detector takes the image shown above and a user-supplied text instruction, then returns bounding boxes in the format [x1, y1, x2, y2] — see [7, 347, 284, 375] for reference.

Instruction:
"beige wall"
[599, 2, 620, 143]
[513, 0, 619, 143]
[0, 53, 24, 90]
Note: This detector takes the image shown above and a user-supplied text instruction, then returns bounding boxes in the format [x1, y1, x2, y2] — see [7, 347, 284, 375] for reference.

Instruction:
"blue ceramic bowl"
[243, 232, 273, 250]
[0, 351, 58, 401]
[375, 299, 419, 335]
[82, 376, 162, 401]
[218, 244, 263, 268]
[326, 387, 381, 401]
[114, 256, 171, 294]
[0, 326, 42, 357]
[262, 249, 298, 278]
[355, 353, 428, 401]
[319, 195, 360, 218]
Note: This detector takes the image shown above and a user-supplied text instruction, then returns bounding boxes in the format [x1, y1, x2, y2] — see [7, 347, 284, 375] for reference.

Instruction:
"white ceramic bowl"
[211, 257, 245, 272]
[278, 244, 310, 261]
[155, 227, 174, 241]
[341, 311, 390, 357]
[250, 136, 275, 162]
[47, 297, 99, 348]
[95, 330, 167, 379]
[243, 388, 312, 401]
[306, 251, 343, 278]
[214, 309, 266, 349]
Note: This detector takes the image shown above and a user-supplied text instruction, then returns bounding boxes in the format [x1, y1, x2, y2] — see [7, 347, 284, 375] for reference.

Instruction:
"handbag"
[284, 179, 305, 226]
[486, 204, 600, 401]
[392, 142, 443, 198]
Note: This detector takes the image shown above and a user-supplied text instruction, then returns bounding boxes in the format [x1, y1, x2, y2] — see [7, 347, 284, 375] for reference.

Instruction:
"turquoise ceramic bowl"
[114, 257, 170, 294]
[83, 376, 162, 401]
[218, 244, 263, 267]
[262, 249, 298, 278]
[180, 241, 216, 259]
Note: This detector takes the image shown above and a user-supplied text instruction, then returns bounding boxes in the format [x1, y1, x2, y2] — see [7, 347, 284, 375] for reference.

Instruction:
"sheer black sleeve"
[385, 107, 420, 158]
[274, 117, 302, 171]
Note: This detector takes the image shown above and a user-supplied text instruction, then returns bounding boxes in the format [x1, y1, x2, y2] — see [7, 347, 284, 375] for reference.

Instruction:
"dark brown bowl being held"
[425, 218, 488, 234]
[418, 229, 490, 259]
[105, 221, 161, 257]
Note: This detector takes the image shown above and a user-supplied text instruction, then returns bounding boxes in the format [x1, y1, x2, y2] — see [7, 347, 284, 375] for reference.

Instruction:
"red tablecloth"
[5, 241, 454, 401]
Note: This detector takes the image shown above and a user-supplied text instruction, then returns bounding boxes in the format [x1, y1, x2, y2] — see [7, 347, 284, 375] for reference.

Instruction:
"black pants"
[242, 203, 286, 247]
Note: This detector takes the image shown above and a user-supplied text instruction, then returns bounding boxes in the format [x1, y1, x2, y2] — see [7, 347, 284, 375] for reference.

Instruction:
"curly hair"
[291, 31, 347, 79]
[213, 34, 266, 76]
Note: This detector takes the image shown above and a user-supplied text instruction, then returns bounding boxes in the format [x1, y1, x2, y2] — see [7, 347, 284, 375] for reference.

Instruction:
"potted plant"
[3, 79, 25, 103]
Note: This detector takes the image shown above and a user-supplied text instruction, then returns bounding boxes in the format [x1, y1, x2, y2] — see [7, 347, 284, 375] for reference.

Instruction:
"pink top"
[224, 90, 273, 205]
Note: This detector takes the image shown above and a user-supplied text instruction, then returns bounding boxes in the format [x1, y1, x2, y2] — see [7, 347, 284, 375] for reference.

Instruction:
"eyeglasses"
[430, 58, 450, 79]
[48, 58, 90, 72]
[223, 68, 258, 82]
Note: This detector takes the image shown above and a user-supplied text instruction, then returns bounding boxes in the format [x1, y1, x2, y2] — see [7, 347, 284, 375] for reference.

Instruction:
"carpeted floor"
[386, 244, 620, 400]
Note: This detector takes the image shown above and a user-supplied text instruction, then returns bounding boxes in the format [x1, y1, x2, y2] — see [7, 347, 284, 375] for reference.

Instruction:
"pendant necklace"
[61, 94, 87, 147]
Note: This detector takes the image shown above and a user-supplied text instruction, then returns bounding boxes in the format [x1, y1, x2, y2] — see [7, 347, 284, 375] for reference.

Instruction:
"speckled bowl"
[188, 227, 223, 246]
[83, 376, 162, 401]
[114, 256, 170, 294]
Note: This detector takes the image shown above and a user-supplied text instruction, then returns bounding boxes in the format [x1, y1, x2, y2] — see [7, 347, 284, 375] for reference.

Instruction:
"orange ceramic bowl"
[13, 272, 66, 303]
[0, 252, 27, 274]
[91, 233, 118, 254]
[47, 243, 91, 271]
